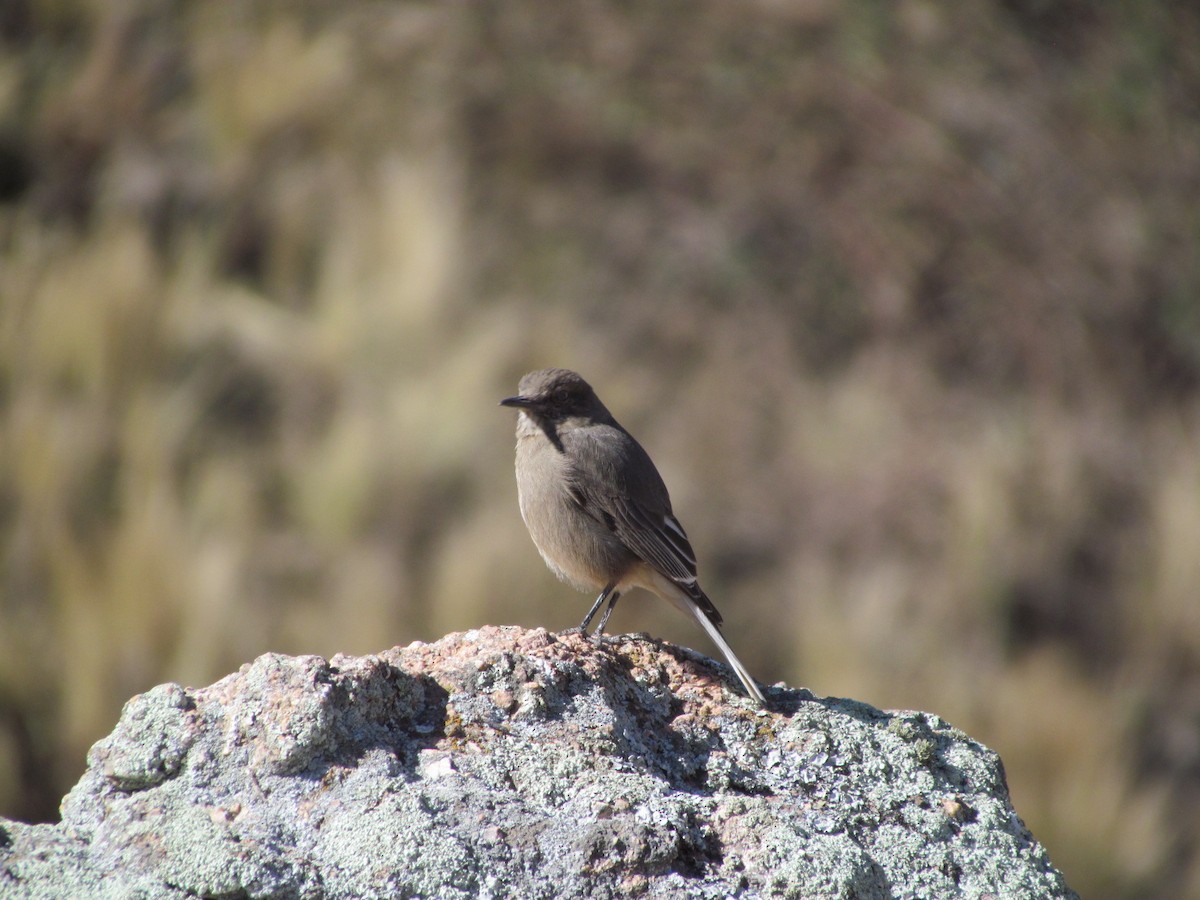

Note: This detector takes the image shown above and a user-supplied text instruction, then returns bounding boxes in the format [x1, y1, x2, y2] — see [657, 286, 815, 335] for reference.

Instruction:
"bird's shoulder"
[560, 421, 671, 514]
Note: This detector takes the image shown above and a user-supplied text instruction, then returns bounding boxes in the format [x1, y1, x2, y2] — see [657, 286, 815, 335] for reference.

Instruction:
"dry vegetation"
[1, 2, 1199, 897]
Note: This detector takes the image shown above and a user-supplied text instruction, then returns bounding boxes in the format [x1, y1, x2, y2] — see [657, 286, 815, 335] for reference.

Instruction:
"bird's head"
[500, 368, 612, 427]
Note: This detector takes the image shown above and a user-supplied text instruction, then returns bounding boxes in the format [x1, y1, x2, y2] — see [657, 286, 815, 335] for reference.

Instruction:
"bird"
[500, 367, 766, 705]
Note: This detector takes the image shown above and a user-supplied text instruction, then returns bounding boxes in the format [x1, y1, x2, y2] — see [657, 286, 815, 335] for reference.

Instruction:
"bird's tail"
[684, 595, 767, 707]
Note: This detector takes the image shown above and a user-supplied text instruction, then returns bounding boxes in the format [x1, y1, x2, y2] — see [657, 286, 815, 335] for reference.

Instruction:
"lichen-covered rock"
[0, 626, 1077, 899]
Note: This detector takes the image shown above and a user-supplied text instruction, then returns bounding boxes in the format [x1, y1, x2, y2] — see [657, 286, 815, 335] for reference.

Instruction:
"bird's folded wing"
[567, 482, 697, 583]
[615, 501, 699, 584]
[562, 426, 701, 587]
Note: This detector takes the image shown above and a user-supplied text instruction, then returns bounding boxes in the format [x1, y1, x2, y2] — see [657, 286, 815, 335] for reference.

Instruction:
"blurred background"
[1, 1, 1198, 896]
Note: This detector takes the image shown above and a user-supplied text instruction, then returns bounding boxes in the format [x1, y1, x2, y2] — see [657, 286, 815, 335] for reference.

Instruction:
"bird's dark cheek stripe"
[538, 419, 565, 452]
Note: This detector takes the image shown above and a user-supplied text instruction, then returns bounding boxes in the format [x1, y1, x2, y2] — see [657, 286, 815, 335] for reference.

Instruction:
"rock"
[0, 626, 1077, 899]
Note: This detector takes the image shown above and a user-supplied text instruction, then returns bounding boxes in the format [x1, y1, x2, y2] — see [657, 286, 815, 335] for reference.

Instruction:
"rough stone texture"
[0, 627, 1077, 899]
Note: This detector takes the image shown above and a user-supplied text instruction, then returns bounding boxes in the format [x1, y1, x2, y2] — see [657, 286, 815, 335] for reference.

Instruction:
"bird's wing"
[607, 497, 698, 583]
[563, 426, 717, 603]
[596, 492, 728, 628]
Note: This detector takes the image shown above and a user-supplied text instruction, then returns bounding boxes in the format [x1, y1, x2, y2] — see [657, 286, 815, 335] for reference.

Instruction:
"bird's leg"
[580, 583, 619, 636]
[592, 590, 622, 639]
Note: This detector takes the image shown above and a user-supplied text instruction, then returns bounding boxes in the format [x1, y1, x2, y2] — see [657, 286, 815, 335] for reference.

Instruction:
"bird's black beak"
[500, 395, 535, 409]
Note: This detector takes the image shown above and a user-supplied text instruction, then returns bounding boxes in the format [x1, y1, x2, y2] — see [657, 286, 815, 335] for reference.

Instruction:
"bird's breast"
[513, 434, 633, 591]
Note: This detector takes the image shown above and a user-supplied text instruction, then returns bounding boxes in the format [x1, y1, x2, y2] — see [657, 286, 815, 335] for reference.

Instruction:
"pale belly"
[514, 438, 634, 593]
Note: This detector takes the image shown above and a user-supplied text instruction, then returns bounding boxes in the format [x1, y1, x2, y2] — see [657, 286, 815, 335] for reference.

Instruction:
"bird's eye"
[553, 387, 571, 404]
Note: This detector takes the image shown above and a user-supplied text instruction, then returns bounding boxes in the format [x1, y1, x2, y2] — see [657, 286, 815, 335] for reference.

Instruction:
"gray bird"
[500, 368, 766, 705]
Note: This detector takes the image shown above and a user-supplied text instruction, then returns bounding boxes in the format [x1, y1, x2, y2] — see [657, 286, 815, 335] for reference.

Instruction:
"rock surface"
[0, 626, 1077, 899]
